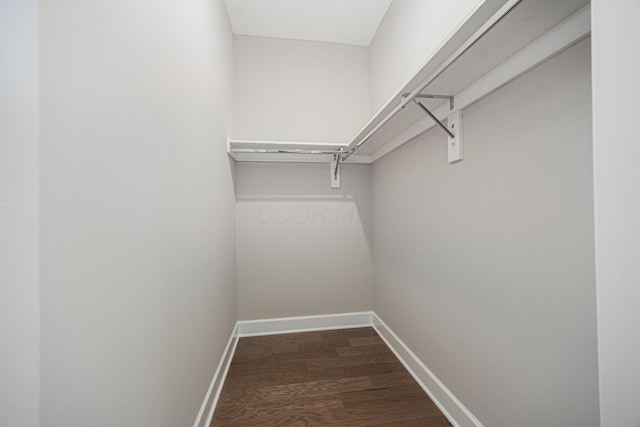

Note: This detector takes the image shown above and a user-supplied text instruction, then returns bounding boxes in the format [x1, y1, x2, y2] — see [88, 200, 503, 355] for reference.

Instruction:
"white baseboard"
[372, 313, 483, 427]
[236, 311, 374, 337]
[193, 324, 239, 427]
[195, 312, 482, 427]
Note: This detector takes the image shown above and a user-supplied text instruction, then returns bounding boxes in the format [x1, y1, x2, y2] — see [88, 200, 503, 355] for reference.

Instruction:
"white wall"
[0, 1, 40, 426]
[39, 1, 236, 426]
[372, 40, 598, 427]
[369, 0, 480, 112]
[236, 163, 373, 320]
[234, 35, 371, 143]
[592, 1, 640, 425]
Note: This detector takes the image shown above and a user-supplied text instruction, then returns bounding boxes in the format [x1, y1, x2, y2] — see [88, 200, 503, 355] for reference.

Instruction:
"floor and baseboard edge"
[236, 311, 374, 337]
[372, 313, 484, 427]
[195, 312, 482, 427]
[193, 323, 239, 427]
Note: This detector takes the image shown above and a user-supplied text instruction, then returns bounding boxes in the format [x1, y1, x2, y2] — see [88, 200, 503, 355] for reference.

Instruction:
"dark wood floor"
[211, 327, 452, 426]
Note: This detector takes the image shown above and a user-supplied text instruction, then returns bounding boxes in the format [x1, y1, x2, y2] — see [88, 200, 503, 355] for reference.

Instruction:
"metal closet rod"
[232, 148, 346, 155]
[341, 0, 523, 161]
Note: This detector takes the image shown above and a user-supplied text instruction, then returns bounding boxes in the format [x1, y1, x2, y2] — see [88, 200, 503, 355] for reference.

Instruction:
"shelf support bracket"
[413, 99, 454, 139]
[403, 93, 454, 110]
[331, 148, 342, 189]
[412, 99, 463, 163]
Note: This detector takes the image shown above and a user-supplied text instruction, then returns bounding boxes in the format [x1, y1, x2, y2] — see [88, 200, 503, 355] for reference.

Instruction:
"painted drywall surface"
[369, 0, 480, 113]
[233, 35, 371, 143]
[592, 1, 640, 425]
[372, 40, 598, 426]
[0, 0, 39, 426]
[39, 1, 236, 426]
[236, 162, 373, 320]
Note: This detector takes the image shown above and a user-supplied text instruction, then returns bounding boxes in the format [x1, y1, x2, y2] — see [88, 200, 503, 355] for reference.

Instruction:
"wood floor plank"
[368, 371, 415, 388]
[217, 377, 372, 407]
[211, 327, 452, 427]
[323, 398, 445, 426]
[298, 339, 349, 352]
[335, 343, 393, 356]
[213, 398, 344, 423]
[270, 349, 339, 362]
[306, 352, 397, 370]
[339, 384, 427, 408]
[372, 415, 454, 427]
[226, 359, 308, 378]
[320, 328, 378, 339]
[220, 372, 285, 391]
[348, 335, 384, 346]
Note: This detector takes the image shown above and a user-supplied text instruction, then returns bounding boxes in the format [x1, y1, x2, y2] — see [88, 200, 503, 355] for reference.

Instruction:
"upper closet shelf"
[227, 0, 591, 165]
[227, 140, 370, 164]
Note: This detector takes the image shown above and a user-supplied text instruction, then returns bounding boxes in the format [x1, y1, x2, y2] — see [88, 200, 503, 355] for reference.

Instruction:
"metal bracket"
[412, 99, 454, 139]
[331, 148, 342, 189]
[403, 93, 454, 110]
[412, 99, 463, 163]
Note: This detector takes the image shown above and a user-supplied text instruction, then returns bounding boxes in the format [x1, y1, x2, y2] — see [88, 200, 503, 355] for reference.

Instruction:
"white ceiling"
[224, 0, 393, 47]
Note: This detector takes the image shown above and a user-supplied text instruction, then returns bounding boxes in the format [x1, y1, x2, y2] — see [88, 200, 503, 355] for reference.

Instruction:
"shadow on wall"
[228, 155, 237, 193]
[234, 162, 378, 252]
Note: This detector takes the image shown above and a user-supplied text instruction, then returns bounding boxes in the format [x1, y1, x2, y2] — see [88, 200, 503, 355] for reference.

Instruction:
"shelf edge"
[369, 3, 591, 163]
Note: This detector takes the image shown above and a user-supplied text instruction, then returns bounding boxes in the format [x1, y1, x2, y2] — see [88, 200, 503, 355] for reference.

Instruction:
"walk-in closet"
[2, 0, 639, 426]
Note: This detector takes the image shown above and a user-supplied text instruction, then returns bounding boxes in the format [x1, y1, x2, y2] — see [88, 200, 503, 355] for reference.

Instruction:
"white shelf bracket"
[331, 149, 342, 189]
[447, 110, 463, 163]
